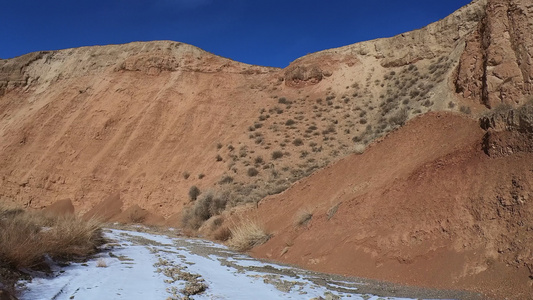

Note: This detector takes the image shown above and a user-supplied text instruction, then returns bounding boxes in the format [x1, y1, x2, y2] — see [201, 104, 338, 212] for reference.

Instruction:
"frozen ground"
[18, 227, 473, 300]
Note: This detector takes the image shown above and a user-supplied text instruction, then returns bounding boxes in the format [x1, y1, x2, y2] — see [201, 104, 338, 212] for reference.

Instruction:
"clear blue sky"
[1, 0, 471, 67]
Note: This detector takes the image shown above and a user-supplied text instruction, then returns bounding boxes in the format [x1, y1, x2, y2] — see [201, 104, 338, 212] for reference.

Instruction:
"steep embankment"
[0, 1, 491, 222]
[0, 41, 279, 217]
[248, 111, 533, 299]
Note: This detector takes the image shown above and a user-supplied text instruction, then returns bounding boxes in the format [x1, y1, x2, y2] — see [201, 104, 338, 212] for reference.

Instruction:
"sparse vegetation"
[389, 108, 409, 127]
[182, 191, 229, 229]
[293, 138, 303, 146]
[189, 185, 201, 201]
[96, 258, 107, 268]
[285, 119, 296, 126]
[327, 202, 341, 220]
[272, 150, 284, 160]
[0, 205, 103, 271]
[247, 167, 259, 177]
[254, 156, 264, 165]
[219, 176, 234, 184]
[294, 209, 313, 226]
[460, 106, 472, 114]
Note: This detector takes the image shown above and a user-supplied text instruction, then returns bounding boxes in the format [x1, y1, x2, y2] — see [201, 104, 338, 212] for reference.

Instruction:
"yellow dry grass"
[0, 205, 103, 269]
[294, 208, 313, 226]
[227, 219, 271, 251]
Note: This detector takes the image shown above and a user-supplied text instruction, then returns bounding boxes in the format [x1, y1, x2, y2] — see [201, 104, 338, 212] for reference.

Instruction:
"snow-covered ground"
[18, 228, 453, 300]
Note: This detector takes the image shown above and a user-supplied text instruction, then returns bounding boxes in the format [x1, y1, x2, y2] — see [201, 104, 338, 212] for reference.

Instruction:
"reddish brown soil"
[246, 112, 533, 299]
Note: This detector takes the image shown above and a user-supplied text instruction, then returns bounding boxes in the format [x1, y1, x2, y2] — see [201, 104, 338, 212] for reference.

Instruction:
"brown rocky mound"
[42, 198, 75, 217]
[110, 204, 165, 226]
[245, 111, 533, 299]
[82, 193, 123, 222]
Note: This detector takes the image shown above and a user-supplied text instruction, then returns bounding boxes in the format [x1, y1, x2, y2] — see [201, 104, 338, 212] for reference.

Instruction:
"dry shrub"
[43, 216, 102, 260]
[228, 219, 271, 251]
[294, 209, 313, 226]
[327, 202, 341, 220]
[213, 226, 231, 241]
[96, 258, 107, 268]
[247, 167, 259, 177]
[188, 185, 200, 201]
[354, 143, 366, 154]
[0, 207, 102, 269]
[181, 190, 229, 230]
[388, 108, 409, 126]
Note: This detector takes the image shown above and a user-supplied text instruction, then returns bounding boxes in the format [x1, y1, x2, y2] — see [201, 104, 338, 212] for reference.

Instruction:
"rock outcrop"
[480, 103, 533, 156]
[455, 0, 533, 107]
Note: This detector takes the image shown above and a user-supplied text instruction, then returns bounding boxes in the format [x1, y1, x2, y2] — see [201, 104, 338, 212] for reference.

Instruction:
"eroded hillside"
[1, 0, 533, 297]
[1, 1, 500, 220]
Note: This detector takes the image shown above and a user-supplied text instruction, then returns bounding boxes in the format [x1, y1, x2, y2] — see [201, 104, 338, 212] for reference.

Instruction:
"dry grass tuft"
[294, 208, 313, 226]
[212, 226, 232, 241]
[228, 219, 271, 251]
[96, 258, 107, 268]
[0, 205, 103, 269]
[327, 202, 341, 220]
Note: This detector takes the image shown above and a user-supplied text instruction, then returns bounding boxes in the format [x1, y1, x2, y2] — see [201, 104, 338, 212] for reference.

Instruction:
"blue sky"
[1, 0, 471, 67]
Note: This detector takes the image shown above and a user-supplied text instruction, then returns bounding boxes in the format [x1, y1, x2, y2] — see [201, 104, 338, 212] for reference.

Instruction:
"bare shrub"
[188, 186, 200, 201]
[213, 226, 231, 241]
[271, 150, 284, 160]
[294, 209, 313, 226]
[285, 119, 296, 126]
[182, 191, 229, 230]
[354, 143, 366, 154]
[389, 108, 409, 126]
[460, 106, 472, 114]
[228, 220, 271, 251]
[293, 138, 303, 146]
[247, 167, 259, 177]
[96, 258, 107, 268]
[278, 97, 290, 105]
[327, 202, 341, 220]
[0, 208, 102, 269]
[219, 176, 234, 184]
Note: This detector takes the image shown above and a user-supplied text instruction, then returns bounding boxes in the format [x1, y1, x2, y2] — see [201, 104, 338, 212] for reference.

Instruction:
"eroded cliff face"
[480, 103, 533, 156]
[455, 0, 533, 108]
[0, 41, 274, 96]
[0, 41, 279, 216]
[0, 0, 529, 221]
[284, 0, 487, 87]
